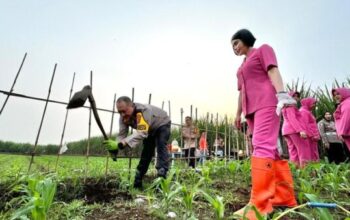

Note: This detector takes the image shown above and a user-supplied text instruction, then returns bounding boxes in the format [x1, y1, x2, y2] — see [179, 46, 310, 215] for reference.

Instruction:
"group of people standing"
[102, 28, 350, 219]
[281, 92, 350, 168]
[231, 28, 350, 219]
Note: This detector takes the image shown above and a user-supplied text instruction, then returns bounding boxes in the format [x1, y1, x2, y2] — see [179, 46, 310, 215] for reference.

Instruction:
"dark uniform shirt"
[117, 103, 170, 148]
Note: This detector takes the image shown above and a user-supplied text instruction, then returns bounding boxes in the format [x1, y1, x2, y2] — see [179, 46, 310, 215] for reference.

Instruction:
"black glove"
[118, 142, 126, 150]
[109, 149, 119, 161]
[110, 143, 127, 161]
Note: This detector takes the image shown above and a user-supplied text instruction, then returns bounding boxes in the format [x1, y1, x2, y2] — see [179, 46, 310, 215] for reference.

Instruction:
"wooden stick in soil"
[28, 63, 57, 173]
[180, 108, 184, 158]
[105, 93, 116, 178]
[224, 115, 227, 165]
[190, 105, 193, 119]
[0, 52, 27, 115]
[215, 112, 218, 160]
[165, 100, 171, 166]
[128, 87, 135, 182]
[228, 119, 231, 160]
[236, 129, 240, 160]
[55, 72, 76, 172]
[242, 122, 246, 160]
[168, 100, 171, 120]
[85, 71, 93, 183]
[209, 113, 213, 156]
[194, 107, 198, 167]
[205, 112, 209, 160]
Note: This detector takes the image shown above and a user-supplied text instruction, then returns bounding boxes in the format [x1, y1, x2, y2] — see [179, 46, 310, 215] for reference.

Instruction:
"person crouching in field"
[299, 98, 320, 162]
[103, 96, 171, 189]
[231, 29, 297, 219]
[281, 91, 309, 168]
[332, 88, 350, 153]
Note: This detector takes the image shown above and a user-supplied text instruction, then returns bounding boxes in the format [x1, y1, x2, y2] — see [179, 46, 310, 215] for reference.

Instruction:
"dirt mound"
[57, 176, 132, 204]
[87, 204, 153, 220]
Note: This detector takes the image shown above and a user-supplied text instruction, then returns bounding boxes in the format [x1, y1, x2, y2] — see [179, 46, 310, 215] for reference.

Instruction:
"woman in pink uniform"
[332, 88, 350, 151]
[299, 98, 320, 161]
[231, 29, 297, 219]
[282, 91, 309, 168]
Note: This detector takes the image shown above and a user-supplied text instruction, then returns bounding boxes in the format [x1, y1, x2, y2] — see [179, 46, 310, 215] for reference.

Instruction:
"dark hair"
[293, 91, 300, 98]
[231, 29, 256, 47]
[324, 111, 331, 116]
[117, 96, 132, 104]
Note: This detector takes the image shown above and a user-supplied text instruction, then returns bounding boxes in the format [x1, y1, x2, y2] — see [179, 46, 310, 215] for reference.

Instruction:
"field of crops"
[1, 154, 349, 219]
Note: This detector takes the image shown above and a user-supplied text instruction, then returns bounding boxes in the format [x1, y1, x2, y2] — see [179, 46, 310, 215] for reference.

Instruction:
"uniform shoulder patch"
[136, 112, 149, 132]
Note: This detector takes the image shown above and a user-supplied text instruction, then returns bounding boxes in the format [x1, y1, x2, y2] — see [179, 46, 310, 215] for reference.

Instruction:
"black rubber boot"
[157, 168, 167, 178]
[133, 171, 143, 189]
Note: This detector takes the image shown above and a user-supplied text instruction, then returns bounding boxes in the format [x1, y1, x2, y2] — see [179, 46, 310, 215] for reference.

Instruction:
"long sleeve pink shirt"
[299, 98, 320, 140]
[236, 44, 278, 116]
[282, 105, 306, 135]
[333, 88, 350, 136]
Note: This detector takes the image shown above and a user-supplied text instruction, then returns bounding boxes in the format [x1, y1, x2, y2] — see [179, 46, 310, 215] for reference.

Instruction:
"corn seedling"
[11, 175, 57, 220]
[200, 190, 225, 219]
[147, 170, 182, 212]
[179, 178, 205, 218]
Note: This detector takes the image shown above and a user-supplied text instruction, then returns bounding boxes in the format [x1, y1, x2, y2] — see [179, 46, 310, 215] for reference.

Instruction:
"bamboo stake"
[236, 129, 240, 160]
[128, 87, 135, 181]
[0, 53, 27, 115]
[242, 122, 246, 160]
[105, 93, 116, 177]
[168, 100, 171, 120]
[180, 108, 184, 158]
[55, 72, 76, 171]
[215, 112, 218, 160]
[166, 100, 171, 166]
[205, 112, 209, 161]
[228, 119, 231, 160]
[85, 71, 93, 182]
[224, 115, 227, 164]
[194, 107, 198, 167]
[190, 105, 193, 119]
[28, 63, 57, 173]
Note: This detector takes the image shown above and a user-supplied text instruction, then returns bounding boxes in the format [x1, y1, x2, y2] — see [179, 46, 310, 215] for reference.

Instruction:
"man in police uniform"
[103, 96, 171, 189]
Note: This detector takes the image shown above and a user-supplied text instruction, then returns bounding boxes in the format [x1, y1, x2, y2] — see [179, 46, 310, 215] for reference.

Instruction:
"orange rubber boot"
[234, 157, 275, 219]
[272, 160, 298, 207]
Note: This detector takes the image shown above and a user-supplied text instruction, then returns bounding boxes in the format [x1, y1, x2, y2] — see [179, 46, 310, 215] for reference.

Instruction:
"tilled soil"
[86, 203, 153, 220]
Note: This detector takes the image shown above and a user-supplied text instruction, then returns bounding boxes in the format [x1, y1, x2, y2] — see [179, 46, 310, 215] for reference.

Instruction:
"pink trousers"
[284, 133, 312, 166]
[310, 140, 320, 161]
[246, 106, 280, 160]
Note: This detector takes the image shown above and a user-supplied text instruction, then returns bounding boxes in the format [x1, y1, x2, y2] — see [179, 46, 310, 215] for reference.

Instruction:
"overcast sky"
[1, 0, 349, 144]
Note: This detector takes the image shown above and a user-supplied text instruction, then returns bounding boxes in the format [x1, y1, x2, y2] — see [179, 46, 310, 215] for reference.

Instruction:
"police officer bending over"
[103, 96, 171, 189]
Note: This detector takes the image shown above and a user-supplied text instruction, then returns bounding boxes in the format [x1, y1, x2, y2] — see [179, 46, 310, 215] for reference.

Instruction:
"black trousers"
[136, 123, 170, 178]
[326, 142, 347, 164]
[184, 148, 196, 168]
[343, 142, 350, 162]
